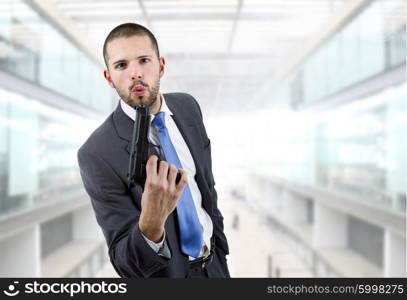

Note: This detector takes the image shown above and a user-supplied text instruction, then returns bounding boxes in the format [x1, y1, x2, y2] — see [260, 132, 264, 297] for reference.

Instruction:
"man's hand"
[139, 155, 188, 242]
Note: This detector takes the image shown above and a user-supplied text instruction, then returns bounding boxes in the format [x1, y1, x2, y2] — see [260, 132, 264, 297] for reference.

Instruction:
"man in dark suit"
[77, 23, 230, 278]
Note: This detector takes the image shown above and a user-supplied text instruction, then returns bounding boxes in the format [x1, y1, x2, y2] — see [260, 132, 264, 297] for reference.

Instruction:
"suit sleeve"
[77, 148, 170, 278]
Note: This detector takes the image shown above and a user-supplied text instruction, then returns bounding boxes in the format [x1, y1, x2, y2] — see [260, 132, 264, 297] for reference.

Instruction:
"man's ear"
[159, 57, 165, 78]
[104, 70, 114, 88]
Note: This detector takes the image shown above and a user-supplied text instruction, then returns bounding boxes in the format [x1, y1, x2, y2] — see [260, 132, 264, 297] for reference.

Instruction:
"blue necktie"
[152, 112, 203, 258]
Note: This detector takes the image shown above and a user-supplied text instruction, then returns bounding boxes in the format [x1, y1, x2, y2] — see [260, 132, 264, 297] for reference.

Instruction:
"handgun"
[127, 105, 150, 189]
[127, 105, 181, 190]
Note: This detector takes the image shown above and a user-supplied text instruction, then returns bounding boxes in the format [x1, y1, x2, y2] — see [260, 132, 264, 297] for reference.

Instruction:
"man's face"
[104, 35, 165, 108]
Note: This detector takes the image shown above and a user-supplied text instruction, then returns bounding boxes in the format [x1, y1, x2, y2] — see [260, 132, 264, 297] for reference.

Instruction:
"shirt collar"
[120, 93, 173, 122]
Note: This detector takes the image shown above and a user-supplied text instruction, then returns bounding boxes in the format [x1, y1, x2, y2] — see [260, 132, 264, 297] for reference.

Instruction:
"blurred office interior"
[0, 0, 405, 277]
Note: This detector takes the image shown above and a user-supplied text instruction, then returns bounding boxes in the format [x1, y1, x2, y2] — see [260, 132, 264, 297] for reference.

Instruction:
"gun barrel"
[127, 105, 150, 188]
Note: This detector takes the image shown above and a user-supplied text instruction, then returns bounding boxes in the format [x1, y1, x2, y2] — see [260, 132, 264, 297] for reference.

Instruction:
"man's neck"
[150, 94, 162, 115]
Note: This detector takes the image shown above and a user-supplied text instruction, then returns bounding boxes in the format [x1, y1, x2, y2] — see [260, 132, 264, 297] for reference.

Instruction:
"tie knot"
[152, 111, 166, 130]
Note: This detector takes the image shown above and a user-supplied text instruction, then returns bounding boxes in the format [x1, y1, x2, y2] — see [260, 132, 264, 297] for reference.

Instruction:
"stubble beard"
[114, 78, 160, 109]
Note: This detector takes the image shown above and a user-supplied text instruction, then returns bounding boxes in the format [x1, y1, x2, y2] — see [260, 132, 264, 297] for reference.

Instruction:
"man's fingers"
[146, 158, 187, 200]
[158, 160, 169, 181]
[146, 155, 159, 180]
[175, 169, 188, 193]
[167, 164, 178, 184]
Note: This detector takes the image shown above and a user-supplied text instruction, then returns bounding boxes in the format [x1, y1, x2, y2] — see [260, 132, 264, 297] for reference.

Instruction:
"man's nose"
[129, 65, 143, 81]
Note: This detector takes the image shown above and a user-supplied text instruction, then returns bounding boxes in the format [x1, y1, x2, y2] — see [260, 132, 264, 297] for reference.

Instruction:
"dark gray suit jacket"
[77, 92, 230, 278]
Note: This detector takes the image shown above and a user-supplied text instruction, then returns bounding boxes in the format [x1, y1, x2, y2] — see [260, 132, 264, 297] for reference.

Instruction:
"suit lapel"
[112, 102, 134, 154]
[165, 94, 206, 179]
[169, 115, 205, 176]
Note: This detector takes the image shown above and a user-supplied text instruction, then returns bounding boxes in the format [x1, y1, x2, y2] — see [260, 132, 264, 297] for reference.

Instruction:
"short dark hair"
[103, 23, 160, 68]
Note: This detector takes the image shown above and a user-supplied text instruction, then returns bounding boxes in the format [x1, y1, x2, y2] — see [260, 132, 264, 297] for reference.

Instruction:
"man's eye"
[141, 58, 150, 63]
[116, 63, 126, 69]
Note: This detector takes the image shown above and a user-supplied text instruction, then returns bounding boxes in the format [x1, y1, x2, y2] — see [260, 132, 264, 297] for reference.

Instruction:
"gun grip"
[175, 172, 181, 184]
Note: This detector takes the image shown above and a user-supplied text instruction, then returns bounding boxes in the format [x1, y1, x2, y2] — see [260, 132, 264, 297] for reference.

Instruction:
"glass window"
[9, 0, 42, 82]
[61, 38, 80, 101]
[1, 0, 114, 115]
[77, 55, 91, 106]
[359, 1, 385, 78]
[0, 87, 99, 216]
[0, 1, 12, 40]
[39, 25, 63, 91]
[341, 17, 360, 88]
[8, 94, 38, 205]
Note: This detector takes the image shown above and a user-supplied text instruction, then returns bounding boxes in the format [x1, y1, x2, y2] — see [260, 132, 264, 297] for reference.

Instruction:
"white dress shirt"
[120, 94, 213, 259]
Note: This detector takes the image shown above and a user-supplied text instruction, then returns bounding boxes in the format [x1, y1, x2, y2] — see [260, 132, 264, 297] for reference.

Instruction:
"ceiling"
[53, 0, 347, 116]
